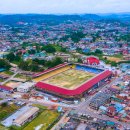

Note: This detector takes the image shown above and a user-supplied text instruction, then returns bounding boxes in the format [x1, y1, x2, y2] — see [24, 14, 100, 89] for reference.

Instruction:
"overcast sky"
[0, 0, 130, 14]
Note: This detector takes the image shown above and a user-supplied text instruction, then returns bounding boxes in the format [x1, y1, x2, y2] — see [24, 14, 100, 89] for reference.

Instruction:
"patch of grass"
[0, 104, 19, 121]
[0, 78, 4, 82]
[14, 74, 31, 80]
[3, 71, 14, 76]
[32, 104, 47, 111]
[112, 54, 123, 58]
[0, 125, 9, 130]
[11, 61, 20, 65]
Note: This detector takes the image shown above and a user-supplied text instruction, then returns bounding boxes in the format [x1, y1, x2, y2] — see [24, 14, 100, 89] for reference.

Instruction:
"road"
[75, 72, 130, 129]
[51, 110, 70, 130]
[1, 70, 19, 85]
[1, 71, 130, 129]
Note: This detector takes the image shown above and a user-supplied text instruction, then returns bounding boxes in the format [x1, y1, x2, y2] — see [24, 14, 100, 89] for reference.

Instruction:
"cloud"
[0, 0, 130, 14]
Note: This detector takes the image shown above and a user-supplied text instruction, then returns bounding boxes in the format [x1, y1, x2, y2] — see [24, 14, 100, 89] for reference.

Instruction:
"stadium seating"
[75, 65, 103, 74]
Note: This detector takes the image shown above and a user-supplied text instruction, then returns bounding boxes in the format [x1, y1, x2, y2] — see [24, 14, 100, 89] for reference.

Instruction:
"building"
[17, 82, 34, 93]
[2, 105, 39, 127]
[89, 92, 112, 110]
[84, 56, 100, 65]
[35, 63, 112, 99]
[0, 85, 13, 92]
[13, 106, 39, 127]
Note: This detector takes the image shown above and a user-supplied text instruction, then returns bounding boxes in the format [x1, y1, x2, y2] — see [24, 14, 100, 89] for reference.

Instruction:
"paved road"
[51, 110, 70, 130]
[1, 70, 19, 85]
[1, 71, 130, 128]
[75, 73, 130, 129]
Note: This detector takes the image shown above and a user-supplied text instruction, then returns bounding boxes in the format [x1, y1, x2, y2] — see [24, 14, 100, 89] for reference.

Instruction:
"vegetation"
[0, 104, 19, 121]
[3, 71, 14, 75]
[95, 49, 103, 55]
[70, 31, 85, 42]
[6, 52, 21, 62]
[18, 56, 63, 72]
[45, 57, 63, 68]
[0, 59, 11, 69]
[0, 125, 8, 130]
[11, 104, 60, 130]
[14, 74, 30, 80]
[23, 110, 60, 130]
[120, 34, 130, 42]
[1, 102, 8, 107]
[60, 31, 86, 43]
[41, 44, 56, 53]
[18, 60, 42, 72]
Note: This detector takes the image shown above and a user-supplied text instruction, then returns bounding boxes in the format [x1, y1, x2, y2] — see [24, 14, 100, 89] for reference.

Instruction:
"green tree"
[95, 49, 103, 55]
[0, 59, 11, 69]
[6, 52, 15, 61]
[18, 61, 29, 71]
[70, 31, 85, 43]
[1, 102, 8, 107]
[41, 45, 56, 53]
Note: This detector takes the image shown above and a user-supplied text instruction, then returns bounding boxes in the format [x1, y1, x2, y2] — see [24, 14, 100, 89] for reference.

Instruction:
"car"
[8, 98, 12, 101]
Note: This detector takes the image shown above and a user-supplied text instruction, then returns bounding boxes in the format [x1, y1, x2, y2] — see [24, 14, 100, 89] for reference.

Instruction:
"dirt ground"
[44, 69, 95, 90]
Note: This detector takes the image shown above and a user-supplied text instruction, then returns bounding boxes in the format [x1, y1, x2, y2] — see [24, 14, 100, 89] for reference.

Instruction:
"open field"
[44, 69, 95, 89]
[0, 125, 8, 130]
[0, 104, 19, 121]
[14, 74, 31, 80]
[23, 110, 60, 130]
[103, 55, 123, 63]
[5, 81, 21, 88]
[0, 78, 4, 82]
[3, 71, 14, 75]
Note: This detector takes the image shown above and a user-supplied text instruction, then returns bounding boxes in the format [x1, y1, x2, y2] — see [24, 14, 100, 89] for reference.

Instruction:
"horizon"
[0, 12, 130, 15]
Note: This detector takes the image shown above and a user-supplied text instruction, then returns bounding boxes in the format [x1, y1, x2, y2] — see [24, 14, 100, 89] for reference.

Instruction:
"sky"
[0, 0, 130, 14]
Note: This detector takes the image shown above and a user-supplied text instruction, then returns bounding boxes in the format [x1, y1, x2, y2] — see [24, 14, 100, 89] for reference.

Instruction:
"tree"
[33, 58, 45, 65]
[95, 49, 103, 55]
[41, 45, 56, 53]
[45, 57, 63, 68]
[28, 49, 36, 54]
[110, 61, 117, 67]
[70, 31, 85, 43]
[0, 59, 11, 69]
[1, 102, 8, 107]
[18, 61, 29, 71]
[30, 62, 39, 72]
[6, 52, 15, 61]
[6, 52, 21, 62]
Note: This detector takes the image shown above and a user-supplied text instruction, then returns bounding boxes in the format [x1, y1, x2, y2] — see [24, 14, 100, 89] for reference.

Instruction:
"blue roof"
[114, 103, 123, 112]
[0, 68, 6, 72]
[107, 121, 115, 126]
[57, 106, 62, 112]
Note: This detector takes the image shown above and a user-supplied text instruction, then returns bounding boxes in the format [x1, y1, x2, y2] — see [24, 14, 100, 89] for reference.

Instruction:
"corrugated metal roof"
[35, 70, 112, 97]
[0, 85, 12, 91]
[33, 63, 68, 77]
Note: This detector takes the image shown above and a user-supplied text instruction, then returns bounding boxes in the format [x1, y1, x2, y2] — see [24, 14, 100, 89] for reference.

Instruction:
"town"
[0, 13, 130, 130]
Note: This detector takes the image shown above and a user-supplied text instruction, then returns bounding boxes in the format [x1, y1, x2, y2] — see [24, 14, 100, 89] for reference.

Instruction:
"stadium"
[34, 63, 112, 99]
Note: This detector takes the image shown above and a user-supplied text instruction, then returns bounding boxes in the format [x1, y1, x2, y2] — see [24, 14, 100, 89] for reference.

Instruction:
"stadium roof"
[35, 70, 112, 97]
[33, 63, 68, 77]
[0, 85, 12, 91]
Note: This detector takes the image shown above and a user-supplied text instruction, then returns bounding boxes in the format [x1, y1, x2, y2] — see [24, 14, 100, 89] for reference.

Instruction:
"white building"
[2, 105, 39, 127]
[17, 82, 34, 93]
[13, 106, 39, 127]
